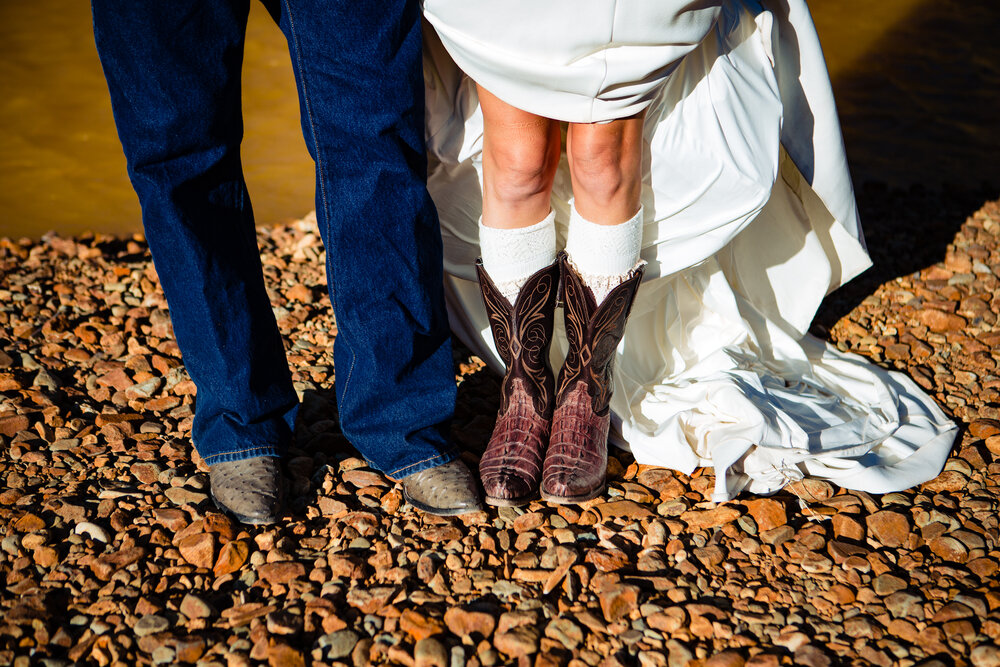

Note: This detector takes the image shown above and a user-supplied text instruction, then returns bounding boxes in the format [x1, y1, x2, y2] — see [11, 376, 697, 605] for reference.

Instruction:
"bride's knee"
[568, 149, 627, 206]
[567, 123, 642, 210]
[485, 135, 560, 205]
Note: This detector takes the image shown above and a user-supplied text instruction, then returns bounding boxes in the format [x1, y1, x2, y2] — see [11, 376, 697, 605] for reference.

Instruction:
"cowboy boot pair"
[477, 253, 643, 506]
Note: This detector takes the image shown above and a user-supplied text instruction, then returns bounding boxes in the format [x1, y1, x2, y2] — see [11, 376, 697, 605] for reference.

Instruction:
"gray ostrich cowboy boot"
[210, 456, 285, 525]
[476, 258, 560, 506]
[401, 460, 482, 516]
[541, 253, 643, 504]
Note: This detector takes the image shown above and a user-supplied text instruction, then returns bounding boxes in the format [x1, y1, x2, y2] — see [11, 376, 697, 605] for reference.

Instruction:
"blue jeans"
[92, 0, 458, 477]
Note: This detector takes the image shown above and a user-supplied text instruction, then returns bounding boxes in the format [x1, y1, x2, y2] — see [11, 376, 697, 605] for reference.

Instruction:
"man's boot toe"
[401, 460, 483, 516]
[210, 456, 284, 525]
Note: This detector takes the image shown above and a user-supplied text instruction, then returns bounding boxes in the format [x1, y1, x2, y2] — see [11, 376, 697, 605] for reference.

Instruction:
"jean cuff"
[201, 444, 284, 466]
[385, 447, 459, 479]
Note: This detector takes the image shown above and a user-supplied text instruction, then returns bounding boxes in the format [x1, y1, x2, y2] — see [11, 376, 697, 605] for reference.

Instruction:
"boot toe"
[402, 460, 483, 516]
[210, 456, 284, 525]
[541, 467, 604, 503]
[482, 470, 535, 505]
[541, 429, 607, 504]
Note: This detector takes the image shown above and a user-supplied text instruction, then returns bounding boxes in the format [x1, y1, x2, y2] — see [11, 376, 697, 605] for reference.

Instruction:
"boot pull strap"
[555, 251, 567, 309]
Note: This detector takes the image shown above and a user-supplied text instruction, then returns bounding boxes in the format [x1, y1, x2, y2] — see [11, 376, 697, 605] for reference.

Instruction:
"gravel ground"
[1, 192, 999, 667]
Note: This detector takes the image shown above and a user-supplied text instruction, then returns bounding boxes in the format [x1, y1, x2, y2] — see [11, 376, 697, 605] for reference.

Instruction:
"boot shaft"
[476, 259, 560, 415]
[556, 253, 644, 414]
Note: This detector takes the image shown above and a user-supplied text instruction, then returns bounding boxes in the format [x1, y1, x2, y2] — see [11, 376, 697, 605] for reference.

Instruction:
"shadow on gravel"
[813, 182, 998, 333]
[451, 339, 500, 459]
[812, 0, 1000, 333]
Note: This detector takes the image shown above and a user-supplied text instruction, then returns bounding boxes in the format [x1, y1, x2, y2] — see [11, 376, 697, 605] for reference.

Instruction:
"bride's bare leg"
[478, 86, 561, 229]
[567, 115, 644, 224]
[563, 115, 645, 304]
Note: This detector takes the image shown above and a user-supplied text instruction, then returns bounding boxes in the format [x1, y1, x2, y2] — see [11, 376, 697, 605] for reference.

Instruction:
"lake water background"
[1, 0, 997, 239]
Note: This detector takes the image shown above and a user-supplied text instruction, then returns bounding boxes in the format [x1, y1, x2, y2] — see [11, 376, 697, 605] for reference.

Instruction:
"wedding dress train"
[420, 0, 958, 501]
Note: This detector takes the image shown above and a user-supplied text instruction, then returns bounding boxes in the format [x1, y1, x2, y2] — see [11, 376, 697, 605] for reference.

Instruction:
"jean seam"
[281, 0, 357, 404]
[203, 444, 279, 464]
[280, 0, 329, 230]
[339, 331, 357, 402]
[388, 448, 458, 478]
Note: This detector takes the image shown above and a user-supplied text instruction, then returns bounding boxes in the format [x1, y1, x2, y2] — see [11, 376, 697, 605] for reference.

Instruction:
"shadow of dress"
[420, 0, 958, 501]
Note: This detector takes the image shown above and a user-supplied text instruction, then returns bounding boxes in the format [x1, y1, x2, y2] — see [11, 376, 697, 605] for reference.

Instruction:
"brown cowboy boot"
[476, 259, 560, 506]
[541, 253, 643, 504]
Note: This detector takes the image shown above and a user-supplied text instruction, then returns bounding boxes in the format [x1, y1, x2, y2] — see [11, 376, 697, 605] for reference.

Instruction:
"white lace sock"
[479, 210, 557, 305]
[565, 204, 643, 303]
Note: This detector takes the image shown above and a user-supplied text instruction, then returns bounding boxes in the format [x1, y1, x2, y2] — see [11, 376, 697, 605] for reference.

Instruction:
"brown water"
[1, 0, 997, 239]
[0, 2, 312, 239]
[812, 0, 1000, 188]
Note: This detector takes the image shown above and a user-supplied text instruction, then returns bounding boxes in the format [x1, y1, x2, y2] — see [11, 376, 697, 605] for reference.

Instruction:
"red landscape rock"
[177, 532, 216, 569]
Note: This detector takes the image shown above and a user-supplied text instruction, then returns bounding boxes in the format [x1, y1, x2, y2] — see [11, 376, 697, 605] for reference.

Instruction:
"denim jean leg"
[92, 0, 298, 464]
[275, 0, 458, 477]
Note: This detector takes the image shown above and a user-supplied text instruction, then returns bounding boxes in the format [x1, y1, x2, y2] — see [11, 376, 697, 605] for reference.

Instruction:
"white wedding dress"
[421, 0, 958, 501]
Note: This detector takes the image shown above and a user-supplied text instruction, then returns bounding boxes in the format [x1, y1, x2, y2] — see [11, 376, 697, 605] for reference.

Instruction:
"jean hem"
[201, 445, 283, 466]
[386, 448, 459, 479]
